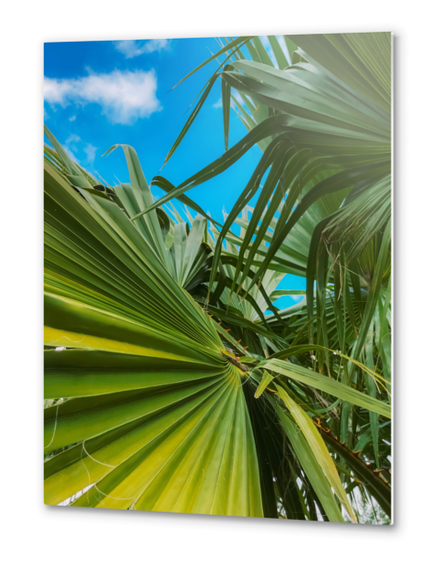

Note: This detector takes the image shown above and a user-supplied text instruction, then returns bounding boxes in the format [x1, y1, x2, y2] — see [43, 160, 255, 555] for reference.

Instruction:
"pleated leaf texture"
[43, 32, 392, 522]
[44, 157, 263, 516]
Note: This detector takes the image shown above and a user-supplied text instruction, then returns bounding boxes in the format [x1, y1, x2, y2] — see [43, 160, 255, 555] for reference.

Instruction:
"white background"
[1, 1, 431, 560]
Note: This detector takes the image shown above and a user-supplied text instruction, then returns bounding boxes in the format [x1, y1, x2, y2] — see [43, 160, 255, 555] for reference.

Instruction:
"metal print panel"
[44, 33, 392, 524]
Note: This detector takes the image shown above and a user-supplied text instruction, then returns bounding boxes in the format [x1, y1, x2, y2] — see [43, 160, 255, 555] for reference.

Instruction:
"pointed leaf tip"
[254, 371, 274, 399]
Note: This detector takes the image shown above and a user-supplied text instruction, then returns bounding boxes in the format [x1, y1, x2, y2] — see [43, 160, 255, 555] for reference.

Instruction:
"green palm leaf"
[44, 156, 262, 516]
[43, 31, 392, 522]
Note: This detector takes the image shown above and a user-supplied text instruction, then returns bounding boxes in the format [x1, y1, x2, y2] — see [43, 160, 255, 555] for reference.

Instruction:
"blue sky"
[44, 37, 305, 309]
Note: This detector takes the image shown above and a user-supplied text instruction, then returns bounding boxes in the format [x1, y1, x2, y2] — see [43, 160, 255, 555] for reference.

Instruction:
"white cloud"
[115, 39, 170, 59]
[213, 97, 222, 109]
[69, 115, 76, 122]
[62, 134, 97, 167]
[44, 79, 73, 104]
[83, 144, 97, 165]
[44, 69, 162, 125]
[65, 133, 80, 145]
